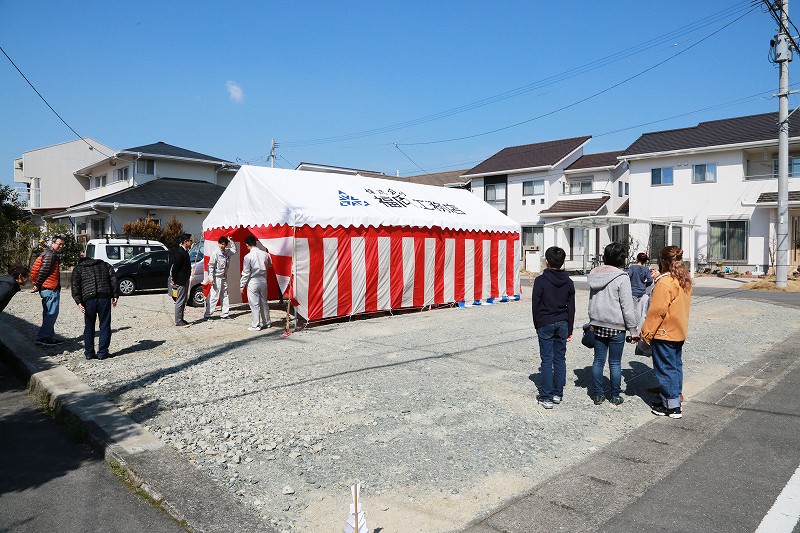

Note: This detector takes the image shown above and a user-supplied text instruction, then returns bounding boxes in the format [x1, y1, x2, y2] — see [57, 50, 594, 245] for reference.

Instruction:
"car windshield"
[117, 252, 151, 265]
[189, 240, 204, 263]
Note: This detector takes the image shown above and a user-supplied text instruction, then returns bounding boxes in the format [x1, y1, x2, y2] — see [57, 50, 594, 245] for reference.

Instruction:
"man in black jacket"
[71, 257, 119, 360]
[170, 234, 193, 326]
[0, 266, 29, 313]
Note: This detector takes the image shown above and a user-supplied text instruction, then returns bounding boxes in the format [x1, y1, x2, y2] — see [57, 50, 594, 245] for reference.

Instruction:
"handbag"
[635, 339, 653, 357]
[581, 323, 596, 349]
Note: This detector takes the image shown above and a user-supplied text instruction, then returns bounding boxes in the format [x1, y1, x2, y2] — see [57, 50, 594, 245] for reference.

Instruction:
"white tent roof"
[204, 165, 520, 233]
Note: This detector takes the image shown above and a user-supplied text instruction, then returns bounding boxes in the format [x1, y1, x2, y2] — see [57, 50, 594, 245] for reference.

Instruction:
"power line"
[282, 2, 755, 148]
[397, 5, 757, 147]
[0, 43, 113, 159]
[394, 144, 429, 175]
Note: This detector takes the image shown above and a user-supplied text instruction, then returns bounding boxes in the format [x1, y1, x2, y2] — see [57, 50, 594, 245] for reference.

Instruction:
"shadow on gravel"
[528, 373, 542, 397]
[622, 360, 659, 405]
[113, 339, 166, 358]
[573, 365, 595, 398]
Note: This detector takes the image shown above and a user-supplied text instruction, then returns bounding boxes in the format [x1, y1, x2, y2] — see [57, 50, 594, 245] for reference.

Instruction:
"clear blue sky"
[0, 1, 788, 186]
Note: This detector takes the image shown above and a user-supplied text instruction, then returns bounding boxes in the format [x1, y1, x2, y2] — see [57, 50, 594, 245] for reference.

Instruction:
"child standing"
[532, 247, 575, 409]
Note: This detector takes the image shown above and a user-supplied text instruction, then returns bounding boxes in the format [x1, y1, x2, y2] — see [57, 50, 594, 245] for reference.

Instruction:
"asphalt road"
[464, 332, 800, 533]
[0, 361, 185, 533]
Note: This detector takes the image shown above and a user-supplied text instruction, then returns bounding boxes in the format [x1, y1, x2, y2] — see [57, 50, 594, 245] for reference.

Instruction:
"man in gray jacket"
[587, 242, 638, 405]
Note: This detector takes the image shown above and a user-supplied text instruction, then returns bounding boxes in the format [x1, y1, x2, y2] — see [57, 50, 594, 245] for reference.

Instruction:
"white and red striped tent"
[202, 165, 521, 322]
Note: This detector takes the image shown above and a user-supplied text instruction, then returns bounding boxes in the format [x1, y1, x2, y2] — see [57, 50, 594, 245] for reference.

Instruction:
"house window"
[649, 224, 682, 255]
[91, 219, 105, 237]
[651, 167, 673, 186]
[91, 174, 107, 189]
[136, 159, 155, 175]
[617, 181, 623, 197]
[31, 177, 41, 208]
[540, 198, 545, 204]
[566, 179, 592, 194]
[611, 224, 629, 244]
[115, 167, 129, 182]
[77, 222, 88, 234]
[708, 220, 747, 262]
[772, 157, 800, 177]
[522, 180, 545, 195]
[522, 226, 544, 250]
[693, 163, 717, 183]
[521, 199, 526, 206]
[624, 182, 629, 195]
[484, 177, 507, 214]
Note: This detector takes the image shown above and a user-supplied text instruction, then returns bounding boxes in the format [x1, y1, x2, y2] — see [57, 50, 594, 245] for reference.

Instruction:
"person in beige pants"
[204, 235, 236, 319]
[240, 236, 272, 331]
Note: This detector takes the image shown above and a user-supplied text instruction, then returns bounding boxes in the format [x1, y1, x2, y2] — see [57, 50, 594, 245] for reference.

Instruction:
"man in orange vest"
[30, 235, 66, 346]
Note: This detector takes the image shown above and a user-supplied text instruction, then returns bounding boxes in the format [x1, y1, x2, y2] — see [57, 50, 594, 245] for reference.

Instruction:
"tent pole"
[583, 228, 589, 273]
[689, 224, 696, 279]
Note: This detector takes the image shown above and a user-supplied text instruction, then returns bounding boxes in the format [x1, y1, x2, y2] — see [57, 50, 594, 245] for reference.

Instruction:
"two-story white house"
[464, 137, 630, 270]
[13, 138, 115, 221]
[621, 111, 800, 274]
[51, 141, 239, 239]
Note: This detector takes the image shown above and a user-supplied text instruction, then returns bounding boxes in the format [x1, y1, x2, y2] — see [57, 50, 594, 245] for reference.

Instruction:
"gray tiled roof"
[623, 112, 800, 156]
[757, 191, 800, 203]
[72, 178, 225, 210]
[405, 169, 469, 187]
[566, 151, 624, 171]
[122, 142, 236, 164]
[539, 196, 610, 215]
[464, 136, 591, 176]
[615, 198, 629, 215]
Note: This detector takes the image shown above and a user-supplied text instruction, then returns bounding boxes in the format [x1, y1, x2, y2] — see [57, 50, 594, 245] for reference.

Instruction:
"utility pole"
[269, 138, 277, 168]
[775, 0, 791, 288]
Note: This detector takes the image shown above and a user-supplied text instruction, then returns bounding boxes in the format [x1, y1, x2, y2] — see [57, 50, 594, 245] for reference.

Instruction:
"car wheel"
[190, 285, 205, 307]
[118, 278, 136, 296]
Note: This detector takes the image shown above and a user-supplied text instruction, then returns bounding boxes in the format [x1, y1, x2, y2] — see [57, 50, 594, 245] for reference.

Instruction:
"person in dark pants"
[531, 246, 575, 409]
[0, 265, 29, 313]
[71, 257, 119, 360]
[170, 234, 193, 326]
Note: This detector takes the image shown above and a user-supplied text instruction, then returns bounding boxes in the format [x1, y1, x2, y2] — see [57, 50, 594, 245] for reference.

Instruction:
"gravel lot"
[4, 286, 799, 532]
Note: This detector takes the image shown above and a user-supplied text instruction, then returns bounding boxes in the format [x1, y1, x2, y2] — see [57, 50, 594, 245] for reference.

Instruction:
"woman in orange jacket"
[640, 246, 692, 419]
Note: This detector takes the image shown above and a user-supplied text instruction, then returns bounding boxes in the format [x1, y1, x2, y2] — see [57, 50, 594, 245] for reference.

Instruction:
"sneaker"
[220, 315, 233, 320]
[651, 404, 668, 416]
[176, 320, 190, 327]
[667, 407, 682, 419]
[609, 396, 624, 406]
[536, 396, 554, 410]
[84, 354, 96, 360]
[593, 395, 606, 405]
[36, 338, 60, 346]
[552, 395, 562, 404]
[247, 326, 262, 331]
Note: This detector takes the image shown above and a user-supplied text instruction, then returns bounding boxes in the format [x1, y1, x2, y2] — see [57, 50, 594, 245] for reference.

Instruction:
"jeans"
[537, 321, 569, 400]
[592, 330, 625, 397]
[83, 298, 112, 358]
[651, 339, 684, 409]
[37, 288, 60, 341]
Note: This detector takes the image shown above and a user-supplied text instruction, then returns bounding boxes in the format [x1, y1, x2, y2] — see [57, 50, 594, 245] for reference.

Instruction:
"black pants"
[83, 298, 111, 358]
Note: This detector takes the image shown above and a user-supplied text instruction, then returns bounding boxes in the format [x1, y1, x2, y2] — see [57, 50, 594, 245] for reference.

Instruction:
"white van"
[85, 237, 168, 265]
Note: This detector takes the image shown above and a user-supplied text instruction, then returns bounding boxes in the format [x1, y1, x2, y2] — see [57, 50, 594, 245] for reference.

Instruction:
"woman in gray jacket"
[587, 243, 638, 406]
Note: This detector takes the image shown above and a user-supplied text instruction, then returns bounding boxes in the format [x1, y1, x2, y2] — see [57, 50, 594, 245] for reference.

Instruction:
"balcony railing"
[559, 188, 611, 196]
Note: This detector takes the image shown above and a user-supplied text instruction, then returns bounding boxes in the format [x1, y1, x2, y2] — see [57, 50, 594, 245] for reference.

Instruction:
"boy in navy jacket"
[532, 247, 575, 409]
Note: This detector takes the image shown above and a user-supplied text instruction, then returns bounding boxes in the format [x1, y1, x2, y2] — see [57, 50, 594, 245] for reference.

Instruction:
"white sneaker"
[247, 326, 261, 331]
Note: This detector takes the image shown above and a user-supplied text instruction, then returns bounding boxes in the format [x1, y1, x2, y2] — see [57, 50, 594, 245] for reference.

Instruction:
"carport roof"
[543, 215, 699, 229]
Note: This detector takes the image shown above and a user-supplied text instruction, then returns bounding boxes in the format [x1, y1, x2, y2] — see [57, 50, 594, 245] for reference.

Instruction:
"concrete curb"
[0, 317, 274, 533]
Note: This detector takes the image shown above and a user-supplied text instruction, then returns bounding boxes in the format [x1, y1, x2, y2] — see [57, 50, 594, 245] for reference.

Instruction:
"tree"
[122, 218, 163, 241]
[0, 185, 31, 272]
[161, 215, 185, 249]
